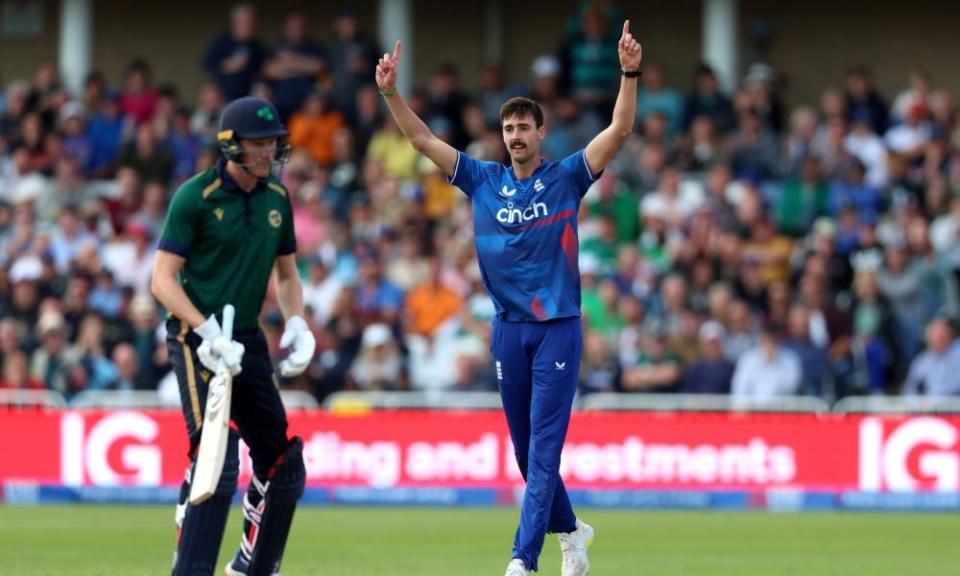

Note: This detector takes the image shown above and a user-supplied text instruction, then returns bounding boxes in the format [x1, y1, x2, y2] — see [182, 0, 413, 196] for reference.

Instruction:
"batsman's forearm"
[151, 275, 206, 329]
[382, 92, 434, 150]
[277, 276, 304, 320]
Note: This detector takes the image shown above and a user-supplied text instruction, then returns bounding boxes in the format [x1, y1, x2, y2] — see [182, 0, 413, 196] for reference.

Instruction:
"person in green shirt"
[151, 96, 315, 576]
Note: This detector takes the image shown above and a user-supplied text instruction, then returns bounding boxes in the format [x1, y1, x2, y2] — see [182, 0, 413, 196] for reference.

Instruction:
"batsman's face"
[240, 137, 277, 178]
[502, 114, 543, 165]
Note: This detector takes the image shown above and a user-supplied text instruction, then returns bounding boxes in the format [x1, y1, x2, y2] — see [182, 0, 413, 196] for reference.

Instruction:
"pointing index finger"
[622, 20, 630, 39]
[393, 40, 403, 62]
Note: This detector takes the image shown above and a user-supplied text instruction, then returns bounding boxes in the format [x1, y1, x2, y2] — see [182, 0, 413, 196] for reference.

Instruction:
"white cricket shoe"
[558, 519, 594, 576]
[504, 558, 529, 576]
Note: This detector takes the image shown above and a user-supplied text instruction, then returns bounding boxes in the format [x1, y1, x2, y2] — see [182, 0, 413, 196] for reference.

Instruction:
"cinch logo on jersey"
[496, 202, 549, 224]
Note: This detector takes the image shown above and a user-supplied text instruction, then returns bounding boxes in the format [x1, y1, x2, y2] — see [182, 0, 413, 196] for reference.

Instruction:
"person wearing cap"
[151, 96, 313, 576]
[376, 20, 642, 576]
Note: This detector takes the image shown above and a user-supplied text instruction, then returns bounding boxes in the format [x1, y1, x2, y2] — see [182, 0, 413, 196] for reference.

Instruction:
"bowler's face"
[502, 113, 543, 166]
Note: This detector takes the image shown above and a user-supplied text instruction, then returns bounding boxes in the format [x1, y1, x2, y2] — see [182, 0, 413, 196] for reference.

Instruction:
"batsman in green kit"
[151, 96, 316, 576]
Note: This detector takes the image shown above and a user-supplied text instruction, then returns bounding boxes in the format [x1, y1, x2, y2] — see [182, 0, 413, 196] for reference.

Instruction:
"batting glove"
[278, 315, 315, 377]
[195, 314, 245, 376]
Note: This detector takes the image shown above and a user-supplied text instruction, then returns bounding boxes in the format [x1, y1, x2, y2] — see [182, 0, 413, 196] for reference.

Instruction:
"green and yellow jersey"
[158, 162, 296, 331]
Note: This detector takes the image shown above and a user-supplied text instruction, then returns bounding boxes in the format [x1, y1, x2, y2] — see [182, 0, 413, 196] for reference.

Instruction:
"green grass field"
[1, 505, 958, 575]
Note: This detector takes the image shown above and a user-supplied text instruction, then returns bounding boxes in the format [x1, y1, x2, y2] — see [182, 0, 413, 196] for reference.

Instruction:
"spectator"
[892, 70, 932, 123]
[118, 123, 175, 185]
[683, 64, 735, 134]
[620, 323, 681, 392]
[580, 331, 621, 395]
[728, 108, 779, 180]
[349, 322, 407, 391]
[188, 82, 224, 141]
[366, 115, 420, 182]
[679, 321, 734, 394]
[118, 59, 158, 126]
[85, 89, 126, 178]
[850, 268, 897, 393]
[636, 62, 683, 135]
[201, 3, 265, 101]
[776, 156, 830, 237]
[288, 90, 344, 167]
[902, 317, 960, 396]
[105, 342, 148, 391]
[0, 351, 43, 390]
[29, 311, 80, 393]
[404, 255, 463, 338]
[731, 322, 802, 400]
[328, 7, 380, 119]
[264, 12, 325, 121]
[783, 304, 830, 397]
[558, 6, 620, 111]
[845, 65, 889, 135]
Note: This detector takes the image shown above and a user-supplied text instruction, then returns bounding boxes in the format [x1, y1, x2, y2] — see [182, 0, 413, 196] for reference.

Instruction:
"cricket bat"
[189, 303, 235, 505]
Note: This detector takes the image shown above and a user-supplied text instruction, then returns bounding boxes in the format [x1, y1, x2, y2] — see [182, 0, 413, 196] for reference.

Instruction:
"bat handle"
[221, 304, 235, 341]
[216, 304, 235, 374]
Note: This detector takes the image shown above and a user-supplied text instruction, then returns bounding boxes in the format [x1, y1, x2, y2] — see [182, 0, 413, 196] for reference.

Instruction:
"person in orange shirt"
[287, 90, 344, 166]
[405, 255, 464, 337]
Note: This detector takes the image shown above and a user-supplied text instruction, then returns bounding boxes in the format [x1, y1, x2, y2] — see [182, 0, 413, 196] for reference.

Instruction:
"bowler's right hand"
[195, 314, 244, 376]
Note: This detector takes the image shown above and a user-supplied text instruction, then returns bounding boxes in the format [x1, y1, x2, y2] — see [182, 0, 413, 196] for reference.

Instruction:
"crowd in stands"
[1, 2, 959, 406]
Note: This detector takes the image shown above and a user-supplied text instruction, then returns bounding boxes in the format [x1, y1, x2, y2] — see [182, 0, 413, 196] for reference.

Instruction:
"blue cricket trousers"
[491, 316, 581, 572]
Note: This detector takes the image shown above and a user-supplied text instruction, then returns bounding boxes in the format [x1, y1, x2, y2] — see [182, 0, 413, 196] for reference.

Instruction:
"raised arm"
[375, 41, 458, 177]
[584, 20, 642, 176]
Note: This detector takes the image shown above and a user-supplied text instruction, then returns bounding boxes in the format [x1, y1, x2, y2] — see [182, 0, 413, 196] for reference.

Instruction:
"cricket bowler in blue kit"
[376, 21, 642, 576]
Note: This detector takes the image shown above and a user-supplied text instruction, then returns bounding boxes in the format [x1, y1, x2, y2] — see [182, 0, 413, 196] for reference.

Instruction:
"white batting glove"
[195, 314, 245, 376]
[278, 315, 315, 377]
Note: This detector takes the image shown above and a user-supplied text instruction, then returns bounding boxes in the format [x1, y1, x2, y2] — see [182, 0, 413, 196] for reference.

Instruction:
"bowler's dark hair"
[499, 97, 544, 128]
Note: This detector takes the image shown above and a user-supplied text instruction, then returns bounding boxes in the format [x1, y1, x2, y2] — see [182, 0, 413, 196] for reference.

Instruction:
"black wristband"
[622, 69, 642, 78]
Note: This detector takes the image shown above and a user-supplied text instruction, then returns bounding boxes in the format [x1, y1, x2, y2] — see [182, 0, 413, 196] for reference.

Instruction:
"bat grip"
[218, 304, 235, 374]
[221, 304, 235, 340]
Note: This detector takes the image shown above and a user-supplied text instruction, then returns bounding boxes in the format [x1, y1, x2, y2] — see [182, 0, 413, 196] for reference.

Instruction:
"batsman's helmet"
[217, 96, 291, 165]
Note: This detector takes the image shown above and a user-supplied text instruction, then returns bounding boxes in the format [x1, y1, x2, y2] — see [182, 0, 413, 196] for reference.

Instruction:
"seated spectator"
[776, 156, 830, 237]
[723, 299, 759, 363]
[731, 322, 802, 400]
[830, 159, 884, 226]
[288, 90, 344, 167]
[728, 108, 779, 180]
[105, 342, 148, 391]
[118, 58, 158, 126]
[679, 321, 734, 394]
[902, 317, 960, 396]
[366, 115, 420, 182]
[636, 62, 683, 135]
[620, 323, 681, 392]
[580, 331, 621, 395]
[850, 268, 897, 393]
[783, 304, 830, 397]
[349, 323, 407, 391]
[0, 351, 43, 390]
[404, 255, 463, 339]
[844, 112, 888, 188]
[29, 311, 80, 393]
[683, 64, 735, 134]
